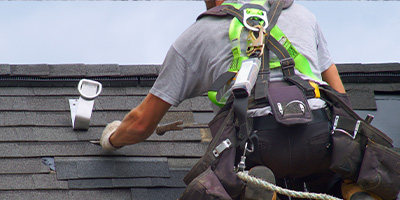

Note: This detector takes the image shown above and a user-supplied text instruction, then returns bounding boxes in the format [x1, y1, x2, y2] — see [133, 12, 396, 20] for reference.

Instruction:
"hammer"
[155, 120, 208, 136]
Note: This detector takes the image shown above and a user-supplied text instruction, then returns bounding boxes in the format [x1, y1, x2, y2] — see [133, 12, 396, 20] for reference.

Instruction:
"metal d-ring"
[243, 10, 269, 32]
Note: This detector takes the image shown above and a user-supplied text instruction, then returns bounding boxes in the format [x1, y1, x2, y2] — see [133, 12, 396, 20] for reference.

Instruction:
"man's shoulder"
[288, 3, 317, 21]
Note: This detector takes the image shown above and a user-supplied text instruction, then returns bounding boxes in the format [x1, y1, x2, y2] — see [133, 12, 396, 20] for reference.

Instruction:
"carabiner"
[246, 25, 265, 57]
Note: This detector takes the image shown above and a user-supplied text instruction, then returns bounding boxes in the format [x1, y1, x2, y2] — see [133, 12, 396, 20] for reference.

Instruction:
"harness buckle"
[243, 10, 268, 31]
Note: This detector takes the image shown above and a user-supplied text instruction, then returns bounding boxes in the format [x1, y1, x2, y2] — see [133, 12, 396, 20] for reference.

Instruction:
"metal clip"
[213, 139, 232, 158]
[332, 115, 340, 132]
[354, 120, 361, 139]
[237, 142, 249, 172]
[331, 115, 359, 140]
[247, 25, 265, 57]
[277, 103, 283, 115]
[243, 10, 268, 32]
[69, 79, 102, 130]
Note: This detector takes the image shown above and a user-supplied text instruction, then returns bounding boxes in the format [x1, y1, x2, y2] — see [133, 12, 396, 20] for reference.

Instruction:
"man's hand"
[100, 120, 122, 151]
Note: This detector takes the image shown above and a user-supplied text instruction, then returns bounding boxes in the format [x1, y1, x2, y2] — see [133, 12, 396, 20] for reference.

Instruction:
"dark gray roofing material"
[0, 63, 399, 199]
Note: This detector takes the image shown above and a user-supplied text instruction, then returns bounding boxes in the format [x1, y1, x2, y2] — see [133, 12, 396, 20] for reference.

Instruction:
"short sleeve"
[315, 23, 334, 72]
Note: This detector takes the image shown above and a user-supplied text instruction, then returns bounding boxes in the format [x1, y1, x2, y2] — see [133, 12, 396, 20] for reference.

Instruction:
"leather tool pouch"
[268, 84, 313, 126]
[329, 114, 400, 199]
[181, 105, 244, 200]
[358, 141, 400, 200]
[180, 167, 232, 200]
[330, 115, 367, 181]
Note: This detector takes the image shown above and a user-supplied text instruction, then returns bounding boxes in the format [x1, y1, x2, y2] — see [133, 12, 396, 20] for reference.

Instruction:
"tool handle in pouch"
[232, 58, 261, 97]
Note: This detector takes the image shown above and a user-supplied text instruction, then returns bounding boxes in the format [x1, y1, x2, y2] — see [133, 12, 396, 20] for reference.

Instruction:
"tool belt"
[320, 86, 400, 200]
[180, 98, 245, 200]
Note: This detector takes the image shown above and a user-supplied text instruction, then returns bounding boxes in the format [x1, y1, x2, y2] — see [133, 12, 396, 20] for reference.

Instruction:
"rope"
[237, 172, 342, 200]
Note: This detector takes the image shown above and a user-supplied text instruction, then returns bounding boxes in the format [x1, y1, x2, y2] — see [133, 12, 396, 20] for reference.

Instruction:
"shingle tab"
[84, 64, 120, 77]
[68, 178, 114, 189]
[68, 189, 133, 200]
[32, 174, 68, 189]
[10, 64, 50, 76]
[0, 96, 68, 111]
[120, 65, 159, 76]
[0, 127, 201, 142]
[67, 169, 187, 189]
[48, 64, 88, 77]
[151, 169, 187, 187]
[55, 157, 170, 180]
[0, 64, 10, 75]
[0, 141, 207, 158]
[0, 174, 67, 190]
[0, 158, 49, 174]
[131, 188, 185, 200]
[346, 89, 376, 110]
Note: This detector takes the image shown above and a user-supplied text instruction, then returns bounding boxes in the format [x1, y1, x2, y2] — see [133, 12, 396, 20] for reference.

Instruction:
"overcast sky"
[0, 1, 399, 65]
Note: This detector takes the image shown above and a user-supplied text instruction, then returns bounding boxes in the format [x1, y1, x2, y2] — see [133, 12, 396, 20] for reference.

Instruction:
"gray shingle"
[55, 157, 170, 180]
[168, 158, 199, 170]
[120, 65, 159, 76]
[49, 64, 87, 77]
[338, 63, 400, 73]
[0, 64, 10, 75]
[67, 169, 187, 189]
[68, 189, 133, 200]
[0, 174, 35, 190]
[151, 169, 187, 187]
[95, 96, 143, 111]
[0, 174, 67, 190]
[0, 96, 69, 111]
[68, 178, 113, 189]
[0, 86, 148, 97]
[346, 89, 376, 110]
[0, 158, 49, 174]
[131, 188, 185, 200]
[84, 64, 120, 77]
[0, 127, 201, 142]
[0, 190, 67, 200]
[0, 189, 133, 200]
[0, 141, 207, 158]
[0, 87, 36, 96]
[10, 64, 50, 76]
[114, 157, 170, 178]
[111, 178, 153, 188]
[55, 158, 78, 180]
[32, 174, 68, 189]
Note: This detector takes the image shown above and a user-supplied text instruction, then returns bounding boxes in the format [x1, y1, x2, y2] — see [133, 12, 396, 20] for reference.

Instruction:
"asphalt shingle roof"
[0, 63, 398, 199]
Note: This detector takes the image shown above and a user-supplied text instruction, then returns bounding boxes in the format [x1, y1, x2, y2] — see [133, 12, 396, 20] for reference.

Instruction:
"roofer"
[98, 0, 397, 199]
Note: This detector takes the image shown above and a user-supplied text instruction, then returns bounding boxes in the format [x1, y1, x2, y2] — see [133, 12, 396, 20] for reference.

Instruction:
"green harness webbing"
[226, 1, 319, 80]
[206, 1, 320, 107]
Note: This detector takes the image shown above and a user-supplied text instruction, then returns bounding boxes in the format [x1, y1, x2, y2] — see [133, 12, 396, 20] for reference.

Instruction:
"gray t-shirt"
[150, 2, 333, 107]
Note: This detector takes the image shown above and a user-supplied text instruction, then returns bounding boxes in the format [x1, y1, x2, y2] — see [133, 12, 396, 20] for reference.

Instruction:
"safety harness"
[180, 1, 399, 199]
[201, 0, 322, 152]
[206, 0, 320, 108]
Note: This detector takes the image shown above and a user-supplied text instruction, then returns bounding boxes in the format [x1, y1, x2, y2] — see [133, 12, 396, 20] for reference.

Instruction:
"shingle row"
[0, 127, 202, 142]
[0, 141, 208, 158]
[0, 64, 160, 77]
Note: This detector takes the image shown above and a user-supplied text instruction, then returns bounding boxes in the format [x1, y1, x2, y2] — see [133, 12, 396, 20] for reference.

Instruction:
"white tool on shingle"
[69, 79, 102, 130]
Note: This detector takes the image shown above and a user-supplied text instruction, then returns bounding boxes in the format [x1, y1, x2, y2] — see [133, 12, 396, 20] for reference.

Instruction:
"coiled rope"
[237, 171, 342, 200]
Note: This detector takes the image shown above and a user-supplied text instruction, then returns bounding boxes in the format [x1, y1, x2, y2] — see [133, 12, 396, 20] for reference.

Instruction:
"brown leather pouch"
[357, 141, 400, 200]
[268, 84, 313, 126]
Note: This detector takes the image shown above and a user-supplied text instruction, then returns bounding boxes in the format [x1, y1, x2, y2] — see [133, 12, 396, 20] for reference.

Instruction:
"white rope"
[237, 172, 342, 200]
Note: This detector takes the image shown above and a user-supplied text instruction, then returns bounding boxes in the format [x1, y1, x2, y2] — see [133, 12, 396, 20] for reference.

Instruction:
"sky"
[0, 1, 399, 65]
